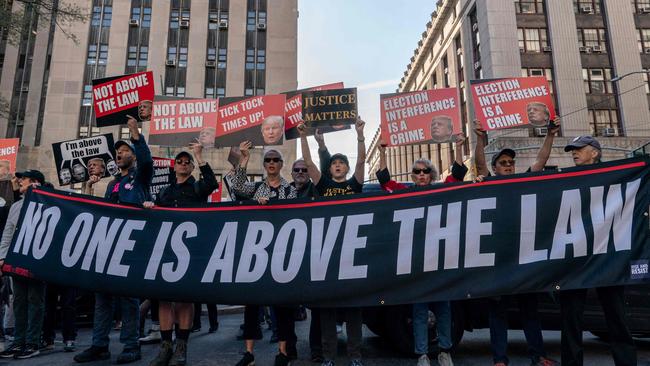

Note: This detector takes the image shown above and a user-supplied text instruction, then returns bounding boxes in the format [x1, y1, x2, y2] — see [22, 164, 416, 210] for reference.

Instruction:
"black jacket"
[155, 163, 218, 207]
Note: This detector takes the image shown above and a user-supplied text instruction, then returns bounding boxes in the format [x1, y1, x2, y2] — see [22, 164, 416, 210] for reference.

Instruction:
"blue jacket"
[104, 135, 153, 204]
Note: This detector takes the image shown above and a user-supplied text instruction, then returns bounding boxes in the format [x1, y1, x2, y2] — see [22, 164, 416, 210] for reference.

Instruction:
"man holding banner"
[75, 115, 152, 364]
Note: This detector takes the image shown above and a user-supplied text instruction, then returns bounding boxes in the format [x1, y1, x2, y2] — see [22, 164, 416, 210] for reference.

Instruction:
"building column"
[187, 1, 208, 97]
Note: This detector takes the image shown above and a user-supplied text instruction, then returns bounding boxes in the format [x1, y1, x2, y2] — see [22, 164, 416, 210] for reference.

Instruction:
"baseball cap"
[175, 151, 194, 162]
[564, 135, 601, 152]
[330, 153, 349, 167]
[491, 148, 516, 167]
[114, 140, 135, 152]
[16, 169, 45, 184]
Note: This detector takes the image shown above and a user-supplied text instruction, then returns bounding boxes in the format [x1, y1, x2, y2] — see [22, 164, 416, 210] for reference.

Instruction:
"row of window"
[517, 28, 611, 53]
[518, 0, 650, 15]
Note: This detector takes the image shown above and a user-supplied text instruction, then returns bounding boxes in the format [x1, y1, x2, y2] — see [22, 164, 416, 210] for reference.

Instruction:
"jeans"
[321, 307, 362, 360]
[243, 305, 295, 342]
[12, 277, 45, 346]
[92, 293, 139, 350]
[309, 308, 322, 356]
[193, 303, 218, 329]
[488, 294, 545, 364]
[561, 287, 636, 366]
[413, 301, 452, 354]
[42, 284, 77, 342]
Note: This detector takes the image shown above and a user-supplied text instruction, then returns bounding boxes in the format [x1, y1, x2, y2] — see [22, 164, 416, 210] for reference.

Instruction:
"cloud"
[356, 79, 401, 91]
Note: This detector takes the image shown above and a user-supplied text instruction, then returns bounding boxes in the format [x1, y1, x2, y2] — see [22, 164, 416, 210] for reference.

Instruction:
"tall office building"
[367, 0, 650, 182]
[0, 0, 298, 190]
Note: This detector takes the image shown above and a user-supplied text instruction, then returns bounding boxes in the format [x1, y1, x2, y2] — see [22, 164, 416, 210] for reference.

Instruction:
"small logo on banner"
[630, 260, 649, 279]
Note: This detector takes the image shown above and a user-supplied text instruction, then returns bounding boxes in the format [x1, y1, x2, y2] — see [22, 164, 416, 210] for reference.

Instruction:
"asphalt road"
[3, 310, 650, 366]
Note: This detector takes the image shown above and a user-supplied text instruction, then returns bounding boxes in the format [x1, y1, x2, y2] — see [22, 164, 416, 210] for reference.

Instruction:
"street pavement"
[3, 310, 650, 365]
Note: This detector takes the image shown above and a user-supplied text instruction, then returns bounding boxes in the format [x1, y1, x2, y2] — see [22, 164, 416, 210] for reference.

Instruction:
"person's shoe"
[321, 360, 335, 366]
[74, 346, 111, 363]
[116, 347, 142, 364]
[149, 340, 173, 366]
[270, 331, 279, 343]
[348, 360, 363, 366]
[417, 354, 431, 366]
[532, 357, 559, 366]
[168, 339, 187, 366]
[235, 351, 255, 366]
[437, 351, 453, 366]
[14, 344, 40, 359]
[311, 352, 324, 363]
[208, 323, 219, 333]
[274, 352, 291, 366]
[0, 343, 22, 358]
[190, 324, 201, 333]
[140, 324, 162, 344]
[64, 340, 76, 352]
[336, 324, 342, 334]
[39, 339, 55, 351]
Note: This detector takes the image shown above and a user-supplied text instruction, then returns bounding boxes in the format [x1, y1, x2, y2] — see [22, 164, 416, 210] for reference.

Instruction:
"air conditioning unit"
[602, 127, 617, 137]
[641, 6, 650, 13]
[474, 61, 481, 70]
[534, 127, 548, 136]
[472, 23, 478, 32]
[129, 19, 139, 27]
[519, 47, 526, 53]
[205, 60, 216, 68]
[644, 48, 650, 54]
[165, 59, 176, 67]
[579, 46, 592, 53]
[257, 22, 267, 30]
[542, 46, 552, 52]
[20, 86, 29, 92]
[219, 19, 228, 29]
[592, 45, 603, 53]
[179, 20, 189, 28]
[580, 5, 593, 13]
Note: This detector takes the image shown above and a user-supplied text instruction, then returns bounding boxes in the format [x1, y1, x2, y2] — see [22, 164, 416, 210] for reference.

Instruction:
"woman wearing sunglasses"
[229, 140, 297, 366]
[375, 133, 468, 366]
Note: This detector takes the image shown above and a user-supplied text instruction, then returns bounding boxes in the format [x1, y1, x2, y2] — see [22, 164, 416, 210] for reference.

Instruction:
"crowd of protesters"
[0, 111, 638, 366]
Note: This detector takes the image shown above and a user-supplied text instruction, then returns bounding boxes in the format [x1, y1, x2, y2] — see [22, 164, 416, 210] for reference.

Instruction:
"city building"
[0, 0, 298, 193]
[367, 0, 650, 182]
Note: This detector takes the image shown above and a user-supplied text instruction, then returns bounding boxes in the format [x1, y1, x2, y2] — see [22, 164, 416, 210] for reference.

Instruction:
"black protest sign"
[301, 88, 358, 128]
[52, 134, 117, 186]
[4, 158, 650, 306]
[92, 71, 155, 127]
[150, 157, 175, 201]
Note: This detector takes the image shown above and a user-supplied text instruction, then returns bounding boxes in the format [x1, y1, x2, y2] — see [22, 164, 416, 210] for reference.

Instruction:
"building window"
[577, 28, 607, 51]
[515, 0, 545, 14]
[522, 68, 554, 94]
[583, 68, 613, 94]
[574, 0, 601, 14]
[517, 28, 548, 52]
[632, 0, 650, 13]
[244, 0, 267, 96]
[638, 29, 650, 52]
[588, 110, 619, 136]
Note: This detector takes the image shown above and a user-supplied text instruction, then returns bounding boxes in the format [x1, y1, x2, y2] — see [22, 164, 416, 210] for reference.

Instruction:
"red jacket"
[376, 162, 468, 193]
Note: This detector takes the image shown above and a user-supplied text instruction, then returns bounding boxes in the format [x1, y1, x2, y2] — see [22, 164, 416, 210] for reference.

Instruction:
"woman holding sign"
[230, 141, 297, 366]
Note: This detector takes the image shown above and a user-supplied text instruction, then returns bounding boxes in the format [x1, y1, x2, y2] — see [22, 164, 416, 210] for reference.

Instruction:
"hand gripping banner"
[4, 158, 650, 307]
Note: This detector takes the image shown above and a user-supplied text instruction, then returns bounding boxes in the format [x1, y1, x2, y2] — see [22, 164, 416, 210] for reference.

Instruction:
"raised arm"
[238, 141, 252, 170]
[127, 115, 153, 185]
[354, 118, 366, 184]
[473, 119, 489, 177]
[191, 142, 219, 196]
[298, 123, 322, 186]
[314, 129, 331, 175]
[530, 116, 561, 173]
[451, 133, 468, 181]
[378, 139, 387, 171]
[229, 141, 256, 198]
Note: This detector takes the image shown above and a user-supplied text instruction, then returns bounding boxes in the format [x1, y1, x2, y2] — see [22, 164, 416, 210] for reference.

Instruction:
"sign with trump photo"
[149, 97, 219, 148]
[470, 76, 556, 131]
[0, 138, 19, 177]
[92, 71, 155, 127]
[380, 88, 461, 147]
[52, 134, 117, 186]
[214, 95, 286, 147]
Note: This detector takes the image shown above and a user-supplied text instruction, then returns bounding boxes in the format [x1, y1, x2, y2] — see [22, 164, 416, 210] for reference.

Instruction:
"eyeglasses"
[412, 168, 432, 174]
[293, 168, 308, 173]
[176, 160, 192, 165]
[497, 159, 515, 167]
[264, 157, 283, 163]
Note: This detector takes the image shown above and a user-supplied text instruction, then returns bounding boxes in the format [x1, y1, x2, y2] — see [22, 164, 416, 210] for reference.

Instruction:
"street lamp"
[611, 70, 650, 82]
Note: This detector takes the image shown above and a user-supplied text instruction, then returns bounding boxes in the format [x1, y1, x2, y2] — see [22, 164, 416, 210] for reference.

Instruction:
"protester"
[143, 141, 217, 366]
[474, 117, 561, 366]
[0, 169, 46, 359]
[261, 115, 284, 145]
[230, 141, 297, 366]
[74, 115, 153, 364]
[298, 118, 366, 366]
[192, 303, 219, 333]
[560, 135, 637, 366]
[375, 134, 467, 366]
[42, 284, 77, 352]
[138, 299, 160, 343]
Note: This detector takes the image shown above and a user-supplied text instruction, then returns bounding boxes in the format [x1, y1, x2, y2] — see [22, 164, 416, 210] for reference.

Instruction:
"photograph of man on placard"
[88, 158, 106, 177]
[0, 160, 10, 180]
[261, 115, 284, 145]
[59, 168, 72, 186]
[526, 102, 551, 127]
[72, 163, 87, 182]
[138, 100, 153, 122]
[430, 115, 454, 143]
[198, 126, 216, 148]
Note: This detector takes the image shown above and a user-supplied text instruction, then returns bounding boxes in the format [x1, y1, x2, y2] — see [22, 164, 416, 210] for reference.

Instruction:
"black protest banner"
[52, 134, 117, 186]
[93, 71, 155, 127]
[4, 158, 650, 306]
[150, 157, 175, 201]
[301, 88, 358, 128]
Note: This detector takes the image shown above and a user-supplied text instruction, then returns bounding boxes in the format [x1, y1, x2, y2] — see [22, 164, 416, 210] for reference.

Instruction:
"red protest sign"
[470, 76, 555, 131]
[149, 98, 219, 147]
[283, 82, 347, 140]
[214, 94, 286, 147]
[380, 88, 461, 147]
[0, 138, 19, 177]
[92, 71, 155, 127]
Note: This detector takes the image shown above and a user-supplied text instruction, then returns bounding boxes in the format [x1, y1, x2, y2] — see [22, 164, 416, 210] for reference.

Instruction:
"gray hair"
[411, 158, 439, 181]
[263, 149, 284, 163]
[292, 158, 305, 169]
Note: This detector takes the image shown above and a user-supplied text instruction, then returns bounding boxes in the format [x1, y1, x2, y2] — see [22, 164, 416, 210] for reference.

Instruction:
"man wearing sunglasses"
[142, 141, 217, 366]
[473, 118, 561, 366]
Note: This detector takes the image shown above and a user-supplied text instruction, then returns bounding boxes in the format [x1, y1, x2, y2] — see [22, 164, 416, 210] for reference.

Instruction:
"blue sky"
[296, 0, 435, 173]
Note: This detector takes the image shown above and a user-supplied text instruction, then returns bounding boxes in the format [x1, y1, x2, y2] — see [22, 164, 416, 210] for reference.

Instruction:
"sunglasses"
[412, 168, 432, 174]
[293, 168, 308, 173]
[176, 160, 192, 165]
[264, 157, 283, 163]
[497, 159, 515, 167]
